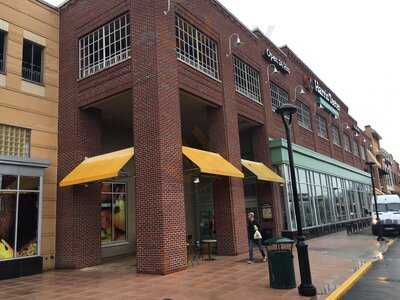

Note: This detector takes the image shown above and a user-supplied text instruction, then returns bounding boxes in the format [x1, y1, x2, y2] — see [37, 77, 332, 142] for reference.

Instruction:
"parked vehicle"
[372, 194, 400, 236]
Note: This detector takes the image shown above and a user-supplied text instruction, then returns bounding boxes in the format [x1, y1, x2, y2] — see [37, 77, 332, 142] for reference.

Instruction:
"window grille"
[297, 101, 311, 130]
[233, 56, 261, 103]
[270, 82, 289, 111]
[22, 40, 43, 83]
[332, 126, 341, 146]
[175, 15, 219, 80]
[343, 134, 351, 152]
[352, 140, 360, 157]
[316, 115, 328, 139]
[0, 30, 5, 73]
[79, 14, 131, 79]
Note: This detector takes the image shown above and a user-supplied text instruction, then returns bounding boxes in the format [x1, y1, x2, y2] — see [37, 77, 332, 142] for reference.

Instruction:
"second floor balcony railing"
[22, 61, 42, 83]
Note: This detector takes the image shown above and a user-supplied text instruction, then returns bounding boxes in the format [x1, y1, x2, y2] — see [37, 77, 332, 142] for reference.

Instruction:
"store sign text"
[263, 49, 291, 74]
[313, 80, 341, 112]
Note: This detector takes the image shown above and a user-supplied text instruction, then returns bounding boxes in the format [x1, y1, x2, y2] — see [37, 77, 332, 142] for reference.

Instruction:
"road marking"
[326, 239, 397, 300]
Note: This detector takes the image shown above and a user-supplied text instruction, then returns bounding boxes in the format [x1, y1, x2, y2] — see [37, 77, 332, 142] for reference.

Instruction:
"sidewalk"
[0, 230, 392, 300]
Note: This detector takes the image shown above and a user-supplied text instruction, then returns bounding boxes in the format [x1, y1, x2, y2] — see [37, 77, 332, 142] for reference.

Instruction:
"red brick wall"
[58, 0, 371, 272]
[131, 0, 188, 274]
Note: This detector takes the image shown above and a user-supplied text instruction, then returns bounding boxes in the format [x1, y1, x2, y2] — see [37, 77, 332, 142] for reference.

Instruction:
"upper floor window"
[175, 15, 219, 80]
[343, 134, 351, 152]
[22, 40, 43, 83]
[332, 126, 341, 146]
[352, 140, 359, 157]
[0, 30, 5, 73]
[316, 115, 328, 139]
[79, 14, 131, 79]
[270, 82, 289, 112]
[360, 145, 366, 160]
[0, 124, 31, 158]
[233, 56, 261, 103]
[297, 101, 311, 130]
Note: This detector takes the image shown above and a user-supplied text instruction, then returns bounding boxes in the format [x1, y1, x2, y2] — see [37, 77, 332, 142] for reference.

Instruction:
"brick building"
[57, 0, 373, 275]
[0, 0, 59, 279]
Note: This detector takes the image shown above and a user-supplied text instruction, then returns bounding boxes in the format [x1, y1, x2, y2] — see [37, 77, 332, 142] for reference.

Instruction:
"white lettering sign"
[313, 80, 341, 112]
[264, 49, 291, 74]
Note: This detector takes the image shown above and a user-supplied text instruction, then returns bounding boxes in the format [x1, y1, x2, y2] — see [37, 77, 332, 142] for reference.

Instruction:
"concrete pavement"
[0, 230, 393, 300]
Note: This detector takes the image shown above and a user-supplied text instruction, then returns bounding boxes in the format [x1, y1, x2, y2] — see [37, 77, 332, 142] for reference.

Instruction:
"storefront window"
[0, 175, 40, 261]
[101, 182, 127, 245]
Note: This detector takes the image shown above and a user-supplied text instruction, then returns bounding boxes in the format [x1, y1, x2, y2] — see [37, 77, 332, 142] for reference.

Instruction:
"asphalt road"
[344, 239, 400, 300]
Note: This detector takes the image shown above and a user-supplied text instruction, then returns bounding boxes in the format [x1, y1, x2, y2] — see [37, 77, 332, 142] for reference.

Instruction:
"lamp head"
[271, 65, 278, 74]
[193, 177, 200, 184]
[276, 103, 298, 118]
[234, 36, 241, 47]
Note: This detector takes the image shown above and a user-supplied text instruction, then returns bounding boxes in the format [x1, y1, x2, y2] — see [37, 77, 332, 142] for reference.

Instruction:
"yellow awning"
[59, 148, 134, 187]
[367, 150, 382, 168]
[241, 159, 285, 183]
[182, 146, 244, 178]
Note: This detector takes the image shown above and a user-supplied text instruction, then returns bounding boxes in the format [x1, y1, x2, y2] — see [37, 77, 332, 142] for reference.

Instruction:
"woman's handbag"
[253, 225, 262, 240]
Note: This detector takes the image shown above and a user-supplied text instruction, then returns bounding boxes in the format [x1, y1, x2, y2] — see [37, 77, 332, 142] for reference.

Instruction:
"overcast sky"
[46, 0, 400, 160]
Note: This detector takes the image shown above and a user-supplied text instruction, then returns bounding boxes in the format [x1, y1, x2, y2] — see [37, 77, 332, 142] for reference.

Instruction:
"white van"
[372, 194, 400, 236]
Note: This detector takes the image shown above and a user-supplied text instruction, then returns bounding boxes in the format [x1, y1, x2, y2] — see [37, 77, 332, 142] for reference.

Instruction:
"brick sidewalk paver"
[0, 230, 392, 300]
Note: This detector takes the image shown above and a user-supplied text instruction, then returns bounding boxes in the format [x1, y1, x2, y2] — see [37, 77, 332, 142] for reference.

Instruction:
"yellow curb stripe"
[326, 239, 397, 300]
[325, 261, 373, 300]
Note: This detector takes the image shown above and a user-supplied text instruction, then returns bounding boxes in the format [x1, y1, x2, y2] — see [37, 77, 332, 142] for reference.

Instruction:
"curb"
[325, 239, 397, 300]
[325, 261, 373, 300]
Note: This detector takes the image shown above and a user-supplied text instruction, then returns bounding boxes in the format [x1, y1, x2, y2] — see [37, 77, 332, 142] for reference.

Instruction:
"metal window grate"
[0, 124, 31, 158]
[332, 126, 341, 146]
[352, 140, 359, 157]
[0, 30, 5, 73]
[360, 145, 366, 160]
[343, 134, 351, 152]
[22, 40, 43, 83]
[175, 15, 219, 80]
[270, 82, 289, 111]
[297, 101, 311, 130]
[316, 115, 328, 139]
[79, 14, 131, 79]
[233, 56, 261, 103]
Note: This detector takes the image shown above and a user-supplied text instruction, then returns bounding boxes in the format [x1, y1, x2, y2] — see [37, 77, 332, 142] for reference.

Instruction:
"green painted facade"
[269, 139, 371, 185]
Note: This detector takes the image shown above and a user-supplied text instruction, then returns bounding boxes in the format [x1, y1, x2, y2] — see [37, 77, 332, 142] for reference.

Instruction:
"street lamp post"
[366, 161, 385, 241]
[276, 103, 317, 297]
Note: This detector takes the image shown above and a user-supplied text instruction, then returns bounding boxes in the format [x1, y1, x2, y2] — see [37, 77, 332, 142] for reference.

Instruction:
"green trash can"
[264, 237, 296, 289]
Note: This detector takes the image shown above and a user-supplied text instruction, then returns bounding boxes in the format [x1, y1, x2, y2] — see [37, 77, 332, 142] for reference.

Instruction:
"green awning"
[317, 96, 339, 119]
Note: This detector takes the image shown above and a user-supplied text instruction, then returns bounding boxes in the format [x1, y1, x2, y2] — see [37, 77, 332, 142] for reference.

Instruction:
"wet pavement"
[344, 239, 400, 300]
[0, 230, 393, 300]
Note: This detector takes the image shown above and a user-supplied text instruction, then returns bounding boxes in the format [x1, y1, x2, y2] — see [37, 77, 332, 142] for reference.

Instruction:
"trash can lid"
[264, 237, 294, 246]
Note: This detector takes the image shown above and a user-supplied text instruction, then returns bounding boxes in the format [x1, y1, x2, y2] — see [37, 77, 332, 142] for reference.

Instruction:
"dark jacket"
[247, 220, 261, 241]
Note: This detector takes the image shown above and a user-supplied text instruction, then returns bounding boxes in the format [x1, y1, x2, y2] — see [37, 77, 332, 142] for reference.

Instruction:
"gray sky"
[46, 0, 400, 160]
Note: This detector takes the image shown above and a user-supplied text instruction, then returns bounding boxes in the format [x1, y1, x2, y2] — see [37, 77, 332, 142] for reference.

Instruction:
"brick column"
[252, 125, 283, 237]
[131, 1, 187, 274]
[207, 107, 247, 255]
[56, 109, 102, 269]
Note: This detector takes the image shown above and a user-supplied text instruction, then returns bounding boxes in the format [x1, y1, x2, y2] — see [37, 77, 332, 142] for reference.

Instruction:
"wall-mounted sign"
[263, 49, 291, 74]
[304, 75, 341, 116]
[262, 204, 273, 220]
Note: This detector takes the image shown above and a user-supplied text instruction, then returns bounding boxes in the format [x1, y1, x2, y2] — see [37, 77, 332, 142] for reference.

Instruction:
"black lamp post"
[276, 103, 317, 297]
[366, 161, 385, 241]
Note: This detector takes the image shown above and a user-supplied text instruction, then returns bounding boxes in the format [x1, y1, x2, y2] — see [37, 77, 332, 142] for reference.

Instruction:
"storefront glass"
[100, 182, 127, 245]
[280, 165, 372, 231]
[0, 175, 40, 260]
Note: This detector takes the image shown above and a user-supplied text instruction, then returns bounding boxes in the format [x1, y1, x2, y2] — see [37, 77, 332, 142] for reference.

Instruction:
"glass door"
[100, 182, 127, 245]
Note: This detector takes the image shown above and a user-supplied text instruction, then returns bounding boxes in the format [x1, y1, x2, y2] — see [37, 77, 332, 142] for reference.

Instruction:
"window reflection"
[280, 164, 372, 231]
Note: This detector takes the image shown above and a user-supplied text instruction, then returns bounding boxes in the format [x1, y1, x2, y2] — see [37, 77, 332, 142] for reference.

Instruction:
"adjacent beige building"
[0, 0, 58, 277]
